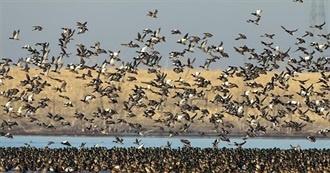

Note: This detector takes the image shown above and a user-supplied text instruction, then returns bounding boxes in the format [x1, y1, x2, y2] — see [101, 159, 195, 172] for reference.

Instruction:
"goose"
[137, 129, 154, 137]
[199, 59, 212, 71]
[77, 21, 88, 34]
[251, 9, 262, 17]
[260, 33, 275, 39]
[185, 42, 195, 53]
[219, 135, 230, 142]
[135, 32, 146, 42]
[177, 33, 190, 45]
[295, 38, 305, 45]
[143, 28, 153, 34]
[80, 94, 96, 104]
[171, 29, 181, 34]
[113, 136, 124, 144]
[306, 136, 316, 142]
[235, 33, 247, 40]
[185, 57, 196, 69]
[281, 25, 298, 35]
[133, 138, 141, 145]
[180, 138, 191, 147]
[247, 17, 261, 25]
[202, 32, 213, 39]
[229, 140, 247, 148]
[109, 50, 121, 60]
[137, 143, 145, 149]
[310, 22, 326, 30]
[47, 141, 54, 145]
[147, 9, 158, 18]
[32, 25, 43, 31]
[198, 40, 208, 51]
[302, 31, 313, 37]
[3, 132, 14, 139]
[9, 29, 20, 40]
[61, 141, 71, 146]
[290, 144, 301, 151]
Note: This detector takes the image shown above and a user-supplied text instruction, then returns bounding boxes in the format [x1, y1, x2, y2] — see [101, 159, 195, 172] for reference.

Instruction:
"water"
[0, 135, 329, 149]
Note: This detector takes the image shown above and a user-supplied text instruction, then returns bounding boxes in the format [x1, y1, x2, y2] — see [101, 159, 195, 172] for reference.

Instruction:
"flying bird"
[147, 9, 158, 18]
[61, 140, 71, 147]
[251, 9, 262, 17]
[113, 136, 124, 144]
[281, 26, 298, 35]
[9, 29, 20, 40]
[32, 26, 43, 31]
[310, 22, 326, 30]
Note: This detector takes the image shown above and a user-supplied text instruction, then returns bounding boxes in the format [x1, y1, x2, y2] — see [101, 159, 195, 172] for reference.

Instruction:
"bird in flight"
[147, 9, 158, 18]
[9, 29, 20, 40]
[310, 22, 326, 30]
[281, 26, 298, 35]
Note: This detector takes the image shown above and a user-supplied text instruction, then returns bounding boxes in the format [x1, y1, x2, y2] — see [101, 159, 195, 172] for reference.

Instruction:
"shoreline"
[5, 130, 330, 139]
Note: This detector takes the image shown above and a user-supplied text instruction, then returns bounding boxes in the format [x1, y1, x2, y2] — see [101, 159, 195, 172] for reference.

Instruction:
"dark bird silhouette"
[281, 26, 298, 35]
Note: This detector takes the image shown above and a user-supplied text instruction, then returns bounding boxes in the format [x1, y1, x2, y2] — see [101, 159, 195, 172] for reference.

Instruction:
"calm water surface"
[0, 136, 329, 149]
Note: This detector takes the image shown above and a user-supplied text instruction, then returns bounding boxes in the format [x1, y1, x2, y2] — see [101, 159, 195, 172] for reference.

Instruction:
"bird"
[147, 9, 158, 18]
[113, 136, 124, 144]
[235, 33, 247, 40]
[137, 143, 145, 149]
[251, 9, 262, 17]
[281, 26, 298, 35]
[180, 139, 191, 147]
[310, 22, 326, 30]
[77, 21, 88, 34]
[133, 138, 141, 146]
[9, 29, 20, 40]
[171, 29, 182, 34]
[306, 136, 316, 142]
[247, 17, 261, 25]
[32, 26, 43, 31]
[229, 141, 247, 148]
[61, 140, 71, 147]
[47, 141, 55, 146]
[260, 33, 275, 39]
[202, 32, 213, 39]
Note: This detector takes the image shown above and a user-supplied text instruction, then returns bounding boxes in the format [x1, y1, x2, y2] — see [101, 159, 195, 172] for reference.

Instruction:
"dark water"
[0, 135, 329, 149]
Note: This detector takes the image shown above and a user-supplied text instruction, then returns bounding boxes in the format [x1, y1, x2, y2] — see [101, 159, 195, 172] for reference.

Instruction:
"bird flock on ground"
[0, 0, 330, 150]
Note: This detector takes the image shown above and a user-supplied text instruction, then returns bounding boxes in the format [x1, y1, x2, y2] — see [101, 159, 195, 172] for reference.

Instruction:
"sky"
[1, 0, 329, 70]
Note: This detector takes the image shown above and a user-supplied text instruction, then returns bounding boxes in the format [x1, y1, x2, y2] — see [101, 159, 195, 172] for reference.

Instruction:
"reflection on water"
[0, 136, 329, 149]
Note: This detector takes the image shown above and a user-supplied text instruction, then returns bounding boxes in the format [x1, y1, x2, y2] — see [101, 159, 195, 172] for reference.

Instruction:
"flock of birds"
[0, 0, 330, 152]
[0, 146, 329, 172]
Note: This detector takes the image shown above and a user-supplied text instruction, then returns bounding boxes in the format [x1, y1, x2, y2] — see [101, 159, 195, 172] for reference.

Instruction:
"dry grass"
[0, 67, 329, 137]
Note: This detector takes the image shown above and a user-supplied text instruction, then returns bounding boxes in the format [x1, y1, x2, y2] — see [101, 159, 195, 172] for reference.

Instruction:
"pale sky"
[1, 0, 329, 70]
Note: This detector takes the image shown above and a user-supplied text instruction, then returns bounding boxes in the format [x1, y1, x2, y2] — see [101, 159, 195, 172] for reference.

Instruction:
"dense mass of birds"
[0, 0, 329, 149]
[0, 146, 329, 172]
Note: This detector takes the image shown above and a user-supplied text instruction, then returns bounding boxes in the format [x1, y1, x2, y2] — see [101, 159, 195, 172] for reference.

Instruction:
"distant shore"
[5, 129, 330, 139]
